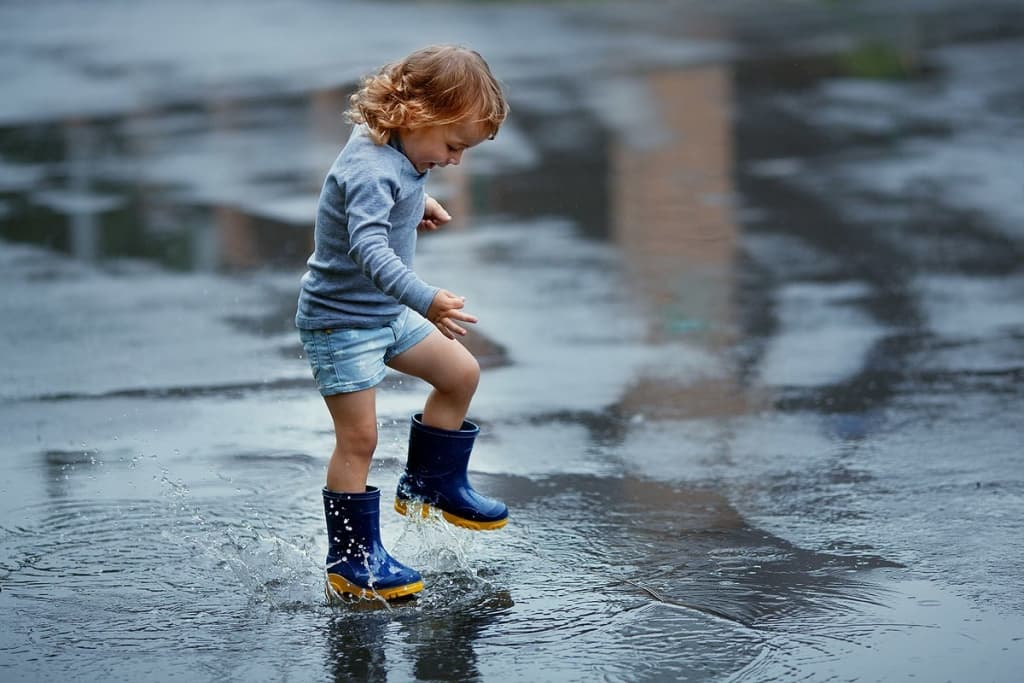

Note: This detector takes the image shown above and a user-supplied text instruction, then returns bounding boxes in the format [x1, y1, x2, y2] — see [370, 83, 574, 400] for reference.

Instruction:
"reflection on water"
[612, 63, 737, 347]
[0, 92, 335, 272]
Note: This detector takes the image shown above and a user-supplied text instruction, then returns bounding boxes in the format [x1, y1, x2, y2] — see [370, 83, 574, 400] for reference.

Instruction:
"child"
[295, 45, 510, 602]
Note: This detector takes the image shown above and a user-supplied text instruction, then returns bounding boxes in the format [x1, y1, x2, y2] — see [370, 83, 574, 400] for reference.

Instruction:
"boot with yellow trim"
[394, 414, 508, 531]
[323, 486, 423, 602]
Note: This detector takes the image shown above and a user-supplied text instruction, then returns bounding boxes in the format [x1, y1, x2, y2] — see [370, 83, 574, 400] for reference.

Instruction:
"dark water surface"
[2, 1, 1023, 681]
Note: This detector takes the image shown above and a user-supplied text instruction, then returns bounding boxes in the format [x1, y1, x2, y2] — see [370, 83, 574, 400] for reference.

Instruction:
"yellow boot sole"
[325, 573, 424, 602]
[394, 498, 508, 531]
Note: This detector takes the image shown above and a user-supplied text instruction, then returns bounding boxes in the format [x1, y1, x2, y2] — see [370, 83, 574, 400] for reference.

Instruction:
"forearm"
[348, 235, 438, 315]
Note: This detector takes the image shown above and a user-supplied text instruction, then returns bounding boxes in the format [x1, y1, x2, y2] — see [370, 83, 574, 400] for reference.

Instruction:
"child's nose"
[448, 150, 463, 166]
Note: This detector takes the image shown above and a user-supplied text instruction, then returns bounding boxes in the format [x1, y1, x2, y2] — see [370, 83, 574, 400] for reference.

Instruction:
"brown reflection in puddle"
[612, 63, 737, 349]
[609, 63, 763, 422]
[619, 376, 760, 421]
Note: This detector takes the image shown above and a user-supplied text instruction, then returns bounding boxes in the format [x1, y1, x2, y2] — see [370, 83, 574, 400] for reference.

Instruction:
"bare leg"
[390, 329, 506, 530]
[387, 330, 480, 430]
[323, 388, 378, 493]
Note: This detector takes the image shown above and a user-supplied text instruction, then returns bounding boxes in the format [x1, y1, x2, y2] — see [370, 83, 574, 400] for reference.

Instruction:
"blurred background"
[1, 1, 1022, 681]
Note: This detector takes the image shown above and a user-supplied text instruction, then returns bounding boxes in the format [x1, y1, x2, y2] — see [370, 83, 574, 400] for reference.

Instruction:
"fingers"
[435, 297, 476, 324]
[431, 316, 464, 339]
[422, 196, 452, 228]
[427, 290, 476, 339]
[429, 308, 476, 339]
[435, 320, 456, 340]
[425, 205, 451, 223]
[445, 309, 478, 324]
[436, 290, 467, 311]
[441, 318, 467, 338]
[431, 311, 474, 331]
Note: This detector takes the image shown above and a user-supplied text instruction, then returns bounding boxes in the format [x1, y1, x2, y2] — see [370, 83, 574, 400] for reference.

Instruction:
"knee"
[463, 355, 481, 392]
[440, 353, 480, 398]
[457, 354, 480, 396]
[335, 422, 377, 459]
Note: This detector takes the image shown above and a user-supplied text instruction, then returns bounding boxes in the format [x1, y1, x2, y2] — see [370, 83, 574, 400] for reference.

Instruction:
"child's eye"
[447, 145, 458, 152]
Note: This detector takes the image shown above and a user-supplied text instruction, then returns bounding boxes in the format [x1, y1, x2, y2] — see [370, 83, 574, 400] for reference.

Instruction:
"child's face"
[399, 121, 491, 174]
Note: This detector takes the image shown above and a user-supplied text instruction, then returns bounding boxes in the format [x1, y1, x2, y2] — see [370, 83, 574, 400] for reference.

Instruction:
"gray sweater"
[296, 126, 439, 330]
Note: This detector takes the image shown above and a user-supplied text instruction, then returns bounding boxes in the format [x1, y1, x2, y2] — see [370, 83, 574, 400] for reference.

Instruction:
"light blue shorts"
[298, 308, 434, 396]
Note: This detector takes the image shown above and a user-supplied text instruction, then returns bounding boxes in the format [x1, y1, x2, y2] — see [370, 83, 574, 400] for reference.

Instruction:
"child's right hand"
[427, 289, 478, 339]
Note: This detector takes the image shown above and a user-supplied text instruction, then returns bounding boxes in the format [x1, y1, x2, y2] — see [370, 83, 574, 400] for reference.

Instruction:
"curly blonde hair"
[346, 45, 509, 145]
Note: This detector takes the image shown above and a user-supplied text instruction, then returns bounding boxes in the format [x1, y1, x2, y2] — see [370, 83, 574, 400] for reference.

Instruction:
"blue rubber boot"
[394, 414, 508, 531]
[323, 486, 423, 601]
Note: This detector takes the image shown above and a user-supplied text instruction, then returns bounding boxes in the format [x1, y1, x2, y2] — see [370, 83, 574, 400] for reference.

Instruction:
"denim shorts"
[299, 308, 434, 395]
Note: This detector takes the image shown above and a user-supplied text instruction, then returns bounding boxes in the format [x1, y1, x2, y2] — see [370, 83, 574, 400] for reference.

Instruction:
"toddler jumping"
[295, 45, 509, 601]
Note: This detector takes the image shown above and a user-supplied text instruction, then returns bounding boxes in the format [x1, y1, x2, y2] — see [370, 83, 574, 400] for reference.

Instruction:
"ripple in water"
[1, 456, 914, 681]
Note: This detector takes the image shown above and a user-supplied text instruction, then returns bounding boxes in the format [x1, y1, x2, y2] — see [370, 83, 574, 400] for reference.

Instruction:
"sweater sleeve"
[343, 174, 439, 316]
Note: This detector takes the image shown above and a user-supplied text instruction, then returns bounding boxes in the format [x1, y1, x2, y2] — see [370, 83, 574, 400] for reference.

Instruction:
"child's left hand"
[418, 195, 452, 231]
